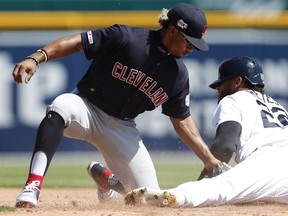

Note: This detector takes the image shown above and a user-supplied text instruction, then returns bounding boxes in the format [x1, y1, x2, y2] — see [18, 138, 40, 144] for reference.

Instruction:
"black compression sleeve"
[30, 111, 65, 175]
[210, 121, 242, 163]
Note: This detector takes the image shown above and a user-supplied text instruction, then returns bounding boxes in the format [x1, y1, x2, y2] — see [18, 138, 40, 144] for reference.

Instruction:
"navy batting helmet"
[209, 56, 265, 89]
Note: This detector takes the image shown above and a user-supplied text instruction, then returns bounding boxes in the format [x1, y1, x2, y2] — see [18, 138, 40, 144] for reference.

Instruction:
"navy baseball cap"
[209, 56, 265, 89]
[168, 3, 209, 51]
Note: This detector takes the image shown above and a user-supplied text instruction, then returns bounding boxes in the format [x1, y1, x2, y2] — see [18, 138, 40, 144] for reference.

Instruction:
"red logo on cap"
[202, 25, 208, 36]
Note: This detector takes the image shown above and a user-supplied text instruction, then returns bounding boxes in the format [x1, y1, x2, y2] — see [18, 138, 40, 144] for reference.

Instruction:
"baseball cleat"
[15, 182, 40, 208]
[124, 187, 178, 207]
[87, 161, 123, 202]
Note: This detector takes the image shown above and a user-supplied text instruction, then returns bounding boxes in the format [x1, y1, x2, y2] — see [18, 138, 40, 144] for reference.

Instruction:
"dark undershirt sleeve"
[210, 121, 242, 163]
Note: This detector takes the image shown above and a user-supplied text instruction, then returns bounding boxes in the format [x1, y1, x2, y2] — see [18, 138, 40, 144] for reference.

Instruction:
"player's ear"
[235, 76, 246, 88]
[168, 25, 178, 35]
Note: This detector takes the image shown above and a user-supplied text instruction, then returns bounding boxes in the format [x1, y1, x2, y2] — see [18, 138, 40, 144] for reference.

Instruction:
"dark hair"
[160, 20, 171, 29]
[243, 77, 265, 94]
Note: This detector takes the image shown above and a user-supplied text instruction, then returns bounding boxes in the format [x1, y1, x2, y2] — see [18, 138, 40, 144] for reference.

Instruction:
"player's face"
[216, 78, 238, 102]
[165, 27, 194, 57]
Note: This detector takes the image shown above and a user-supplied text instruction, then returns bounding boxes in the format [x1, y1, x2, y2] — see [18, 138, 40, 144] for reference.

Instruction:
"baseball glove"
[197, 162, 232, 180]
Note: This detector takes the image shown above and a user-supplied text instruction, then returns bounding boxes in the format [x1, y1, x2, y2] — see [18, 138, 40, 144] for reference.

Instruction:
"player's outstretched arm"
[197, 121, 239, 180]
[41, 34, 83, 61]
[170, 116, 220, 171]
[12, 34, 83, 84]
[210, 121, 240, 163]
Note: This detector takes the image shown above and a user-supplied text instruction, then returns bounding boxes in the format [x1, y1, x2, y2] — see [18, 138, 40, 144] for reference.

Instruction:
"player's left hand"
[197, 162, 232, 180]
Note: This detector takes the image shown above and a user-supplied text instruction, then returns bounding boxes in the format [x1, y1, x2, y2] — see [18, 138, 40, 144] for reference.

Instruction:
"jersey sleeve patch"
[87, 31, 94, 44]
[185, 94, 190, 107]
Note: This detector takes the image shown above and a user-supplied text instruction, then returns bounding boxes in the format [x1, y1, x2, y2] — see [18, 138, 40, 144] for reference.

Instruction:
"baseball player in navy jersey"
[12, 3, 229, 208]
[124, 56, 288, 207]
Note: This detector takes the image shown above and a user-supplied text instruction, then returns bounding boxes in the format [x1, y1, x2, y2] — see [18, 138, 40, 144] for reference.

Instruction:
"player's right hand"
[12, 58, 38, 84]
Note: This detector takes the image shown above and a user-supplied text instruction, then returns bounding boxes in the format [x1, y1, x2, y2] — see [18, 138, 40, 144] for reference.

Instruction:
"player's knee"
[46, 93, 85, 126]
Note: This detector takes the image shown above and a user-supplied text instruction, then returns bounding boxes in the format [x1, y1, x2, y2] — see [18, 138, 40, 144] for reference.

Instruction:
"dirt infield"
[1, 188, 288, 216]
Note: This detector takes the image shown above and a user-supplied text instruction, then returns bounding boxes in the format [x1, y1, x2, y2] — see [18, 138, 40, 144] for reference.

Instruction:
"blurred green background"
[0, 151, 204, 189]
[0, 0, 287, 29]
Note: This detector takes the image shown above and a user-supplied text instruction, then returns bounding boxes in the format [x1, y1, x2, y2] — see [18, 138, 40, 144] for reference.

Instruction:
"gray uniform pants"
[47, 93, 160, 192]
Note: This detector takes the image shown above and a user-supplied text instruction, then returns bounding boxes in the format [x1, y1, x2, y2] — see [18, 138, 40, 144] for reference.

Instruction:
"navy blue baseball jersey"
[77, 24, 190, 119]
